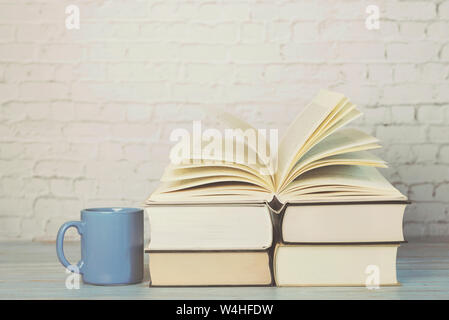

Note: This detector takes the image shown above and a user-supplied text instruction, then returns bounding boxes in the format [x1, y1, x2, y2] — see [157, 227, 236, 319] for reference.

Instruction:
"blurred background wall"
[0, 0, 448, 240]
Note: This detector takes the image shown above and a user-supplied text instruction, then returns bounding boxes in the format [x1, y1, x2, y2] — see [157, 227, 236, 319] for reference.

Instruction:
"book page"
[295, 128, 380, 166]
[286, 165, 397, 191]
[278, 129, 382, 189]
[161, 166, 272, 190]
[279, 165, 406, 202]
[295, 151, 387, 176]
[275, 90, 346, 188]
[155, 175, 270, 193]
[148, 182, 272, 202]
[313, 108, 362, 146]
[292, 104, 362, 169]
[163, 161, 265, 179]
[211, 111, 272, 168]
[298, 101, 355, 154]
[280, 151, 387, 191]
[174, 109, 275, 186]
[278, 105, 363, 191]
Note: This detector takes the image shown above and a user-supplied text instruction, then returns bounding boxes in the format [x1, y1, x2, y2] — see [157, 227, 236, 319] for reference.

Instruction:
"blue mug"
[56, 207, 144, 285]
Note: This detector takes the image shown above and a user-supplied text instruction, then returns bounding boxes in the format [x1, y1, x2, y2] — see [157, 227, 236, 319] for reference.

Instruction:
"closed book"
[274, 244, 400, 286]
[148, 250, 273, 286]
[147, 203, 273, 251]
[278, 201, 408, 244]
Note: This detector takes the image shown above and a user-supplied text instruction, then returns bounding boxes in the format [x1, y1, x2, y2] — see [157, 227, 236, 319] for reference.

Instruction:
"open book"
[146, 90, 406, 206]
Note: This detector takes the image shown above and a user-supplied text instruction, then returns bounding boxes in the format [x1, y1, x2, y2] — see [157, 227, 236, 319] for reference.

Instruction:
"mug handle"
[56, 221, 85, 274]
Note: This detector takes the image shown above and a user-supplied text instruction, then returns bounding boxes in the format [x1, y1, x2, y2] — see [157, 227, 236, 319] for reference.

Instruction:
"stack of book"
[145, 90, 408, 287]
[147, 203, 273, 286]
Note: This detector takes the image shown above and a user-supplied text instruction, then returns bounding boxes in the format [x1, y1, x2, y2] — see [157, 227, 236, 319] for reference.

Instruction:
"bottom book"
[275, 244, 400, 286]
[148, 251, 273, 286]
[147, 244, 400, 287]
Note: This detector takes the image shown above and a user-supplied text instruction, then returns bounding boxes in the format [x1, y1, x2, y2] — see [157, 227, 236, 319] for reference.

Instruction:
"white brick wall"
[0, 0, 448, 241]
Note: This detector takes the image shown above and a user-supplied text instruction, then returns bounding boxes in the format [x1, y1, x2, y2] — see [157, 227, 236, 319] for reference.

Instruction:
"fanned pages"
[146, 90, 407, 206]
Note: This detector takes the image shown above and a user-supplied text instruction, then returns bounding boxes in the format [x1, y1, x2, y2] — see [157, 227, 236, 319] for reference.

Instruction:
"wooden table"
[0, 241, 448, 299]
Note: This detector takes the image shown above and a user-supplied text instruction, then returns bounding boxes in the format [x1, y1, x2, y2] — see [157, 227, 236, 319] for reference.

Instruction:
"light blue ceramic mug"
[56, 207, 144, 285]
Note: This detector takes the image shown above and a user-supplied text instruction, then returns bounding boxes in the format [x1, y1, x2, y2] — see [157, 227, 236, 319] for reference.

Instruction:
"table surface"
[0, 240, 448, 300]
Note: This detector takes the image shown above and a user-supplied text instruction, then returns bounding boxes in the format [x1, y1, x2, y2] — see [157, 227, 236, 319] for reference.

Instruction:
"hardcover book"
[149, 250, 273, 287]
[274, 244, 400, 286]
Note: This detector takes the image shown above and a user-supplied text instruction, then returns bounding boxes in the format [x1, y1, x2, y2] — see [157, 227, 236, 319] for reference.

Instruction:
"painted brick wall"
[0, 0, 448, 241]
